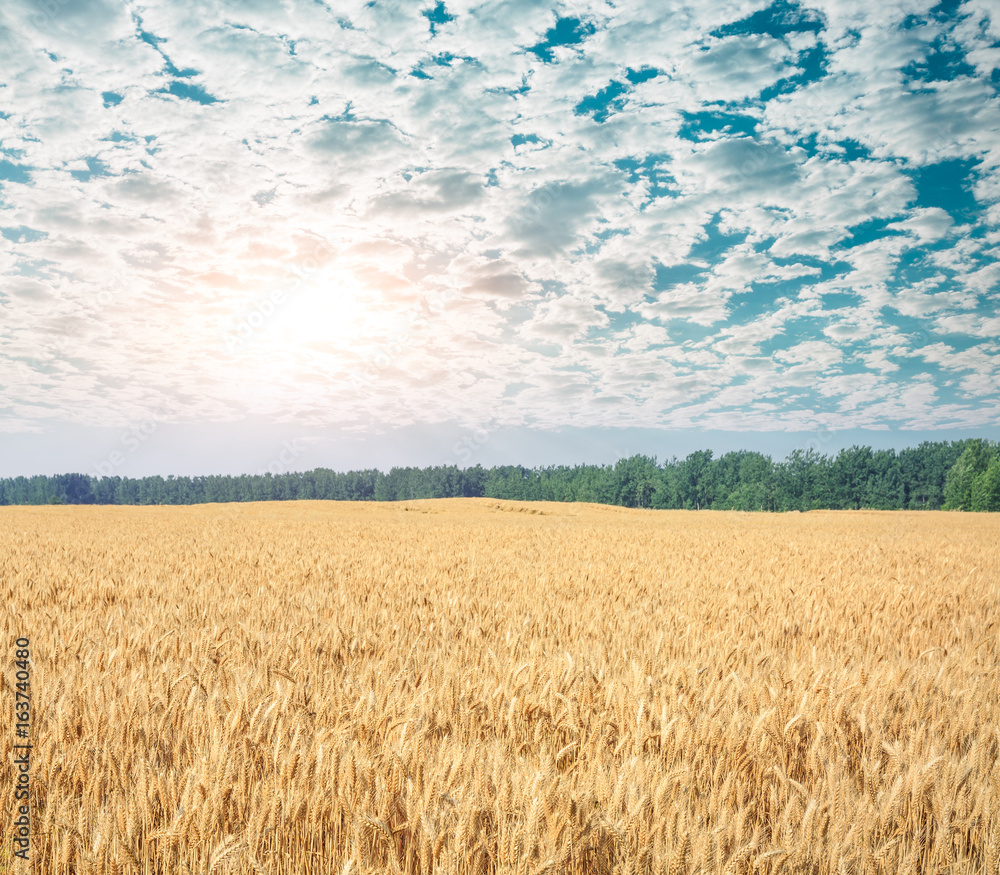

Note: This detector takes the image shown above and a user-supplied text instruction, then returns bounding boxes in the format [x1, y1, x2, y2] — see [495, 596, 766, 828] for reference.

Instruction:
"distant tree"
[460, 464, 487, 498]
[612, 455, 658, 508]
[970, 455, 1000, 512]
[650, 460, 680, 509]
[51, 473, 95, 504]
[739, 452, 775, 511]
[863, 450, 905, 509]
[776, 448, 831, 511]
[3, 438, 1000, 511]
[831, 446, 874, 509]
[373, 470, 395, 501]
[944, 439, 996, 510]
[676, 450, 714, 509]
[484, 465, 531, 500]
[708, 452, 742, 509]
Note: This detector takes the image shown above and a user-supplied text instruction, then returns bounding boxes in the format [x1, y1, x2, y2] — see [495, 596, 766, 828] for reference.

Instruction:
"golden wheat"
[1, 499, 998, 874]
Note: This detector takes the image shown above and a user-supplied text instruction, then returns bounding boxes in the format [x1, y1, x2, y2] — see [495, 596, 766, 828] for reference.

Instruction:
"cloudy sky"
[1, 0, 999, 475]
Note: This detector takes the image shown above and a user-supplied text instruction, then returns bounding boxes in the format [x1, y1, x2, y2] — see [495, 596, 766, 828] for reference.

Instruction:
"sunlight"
[270, 266, 369, 349]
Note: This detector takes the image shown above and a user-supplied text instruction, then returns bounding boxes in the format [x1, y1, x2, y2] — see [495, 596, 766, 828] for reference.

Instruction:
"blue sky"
[1, 0, 998, 475]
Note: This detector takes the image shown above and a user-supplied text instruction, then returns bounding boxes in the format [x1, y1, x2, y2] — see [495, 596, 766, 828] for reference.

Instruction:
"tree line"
[1, 438, 998, 511]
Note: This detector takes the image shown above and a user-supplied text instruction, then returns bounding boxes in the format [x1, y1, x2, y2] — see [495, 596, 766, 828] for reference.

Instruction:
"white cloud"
[0, 0, 995, 436]
[886, 207, 955, 242]
[774, 340, 845, 368]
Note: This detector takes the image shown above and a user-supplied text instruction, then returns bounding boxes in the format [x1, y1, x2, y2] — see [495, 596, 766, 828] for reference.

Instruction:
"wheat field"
[1, 500, 998, 875]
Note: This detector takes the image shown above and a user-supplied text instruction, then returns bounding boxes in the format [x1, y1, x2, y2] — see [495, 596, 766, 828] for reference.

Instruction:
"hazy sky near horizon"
[1, 0, 999, 471]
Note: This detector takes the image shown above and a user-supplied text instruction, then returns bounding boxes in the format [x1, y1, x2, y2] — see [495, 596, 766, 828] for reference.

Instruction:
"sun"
[269, 266, 368, 349]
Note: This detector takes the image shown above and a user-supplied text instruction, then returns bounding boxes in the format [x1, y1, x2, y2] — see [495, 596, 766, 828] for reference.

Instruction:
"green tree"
[650, 462, 680, 509]
[51, 473, 96, 504]
[944, 440, 996, 510]
[831, 446, 874, 509]
[676, 450, 714, 509]
[862, 450, 904, 509]
[612, 455, 658, 508]
[970, 456, 1000, 512]
[776, 448, 831, 511]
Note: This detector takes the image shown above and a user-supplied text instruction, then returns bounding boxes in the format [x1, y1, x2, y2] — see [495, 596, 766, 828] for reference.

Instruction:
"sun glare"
[270, 268, 368, 349]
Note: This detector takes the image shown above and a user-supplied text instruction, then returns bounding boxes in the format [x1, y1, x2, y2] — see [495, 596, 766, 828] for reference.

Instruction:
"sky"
[1, 0, 999, 476]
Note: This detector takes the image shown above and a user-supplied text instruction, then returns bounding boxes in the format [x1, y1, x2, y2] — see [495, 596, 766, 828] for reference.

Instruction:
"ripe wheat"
[1, 499, 998, 874]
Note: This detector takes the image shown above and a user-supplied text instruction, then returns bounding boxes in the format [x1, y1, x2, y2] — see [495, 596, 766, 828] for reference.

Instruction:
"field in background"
[1, 501, 999, 875]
